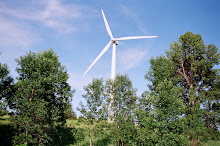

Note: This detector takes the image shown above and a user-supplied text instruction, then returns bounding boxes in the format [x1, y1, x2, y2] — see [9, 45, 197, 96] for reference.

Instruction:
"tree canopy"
[11, 49, 74, 145]
[0, 53, 14, 116]
[142, 32, 220, 145]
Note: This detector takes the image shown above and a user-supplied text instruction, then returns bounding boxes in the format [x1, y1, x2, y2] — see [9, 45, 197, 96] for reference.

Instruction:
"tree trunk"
[30, 87, 34, 102]
[90, 139, 92, 146]
[191, 138, 197, 146]
[89, 119, 92, 146]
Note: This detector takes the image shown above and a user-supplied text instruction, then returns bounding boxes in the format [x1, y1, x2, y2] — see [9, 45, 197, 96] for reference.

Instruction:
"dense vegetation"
[0, 32, 219, 145]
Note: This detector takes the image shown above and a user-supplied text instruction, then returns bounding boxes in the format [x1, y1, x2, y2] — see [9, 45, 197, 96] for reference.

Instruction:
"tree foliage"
[0, 60, 14, 100]
[79, 78, 106, 120]
[0, 56, 14, 115]
[78, 75, 138, 145]
[78, 78, 106, 146]
[167, 32, 220, 142]
[106, 74, 138, 119]
[136, 56, 187, 145]
[138, 32, 219, 145]
[10, 49, 74, 145]
[106, 74, 138, 145]
[64, 103, 77, 120]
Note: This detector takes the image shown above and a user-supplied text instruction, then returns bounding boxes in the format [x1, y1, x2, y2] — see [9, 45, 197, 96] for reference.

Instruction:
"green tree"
[78, 75, 138, 145]
[11, 49, 74, 145]
[72, 127, 85, 146]
[136, 56, 187, 145]
[64, 103, 77, 120]
[92, 120, 113, 145]
[106, 74, 138, 145]
[166, 32, 220, 144]
[78, 78, 106, 146]
[0, 56, 14, 115]
[0, 98, 8, 116]
[140, 32, 219, 145]
[106, 74, 138, 121]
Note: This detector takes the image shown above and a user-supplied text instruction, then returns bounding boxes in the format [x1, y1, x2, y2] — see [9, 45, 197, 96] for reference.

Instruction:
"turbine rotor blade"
[101, 9, 113, 39]
[115, 36, 158, 41]
[83, 41, 112, 77]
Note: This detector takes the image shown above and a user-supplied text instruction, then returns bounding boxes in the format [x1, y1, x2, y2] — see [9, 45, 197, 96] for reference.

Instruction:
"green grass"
[66, 119, 79, 127]
[0, 114, 10, 125]
[205, 140, 220, 146]
[0, 114, 10, 119]
[66, 119, 89, 128]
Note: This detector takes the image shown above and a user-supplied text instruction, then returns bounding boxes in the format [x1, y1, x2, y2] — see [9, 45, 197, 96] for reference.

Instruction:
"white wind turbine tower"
[83, 9, 157, 121]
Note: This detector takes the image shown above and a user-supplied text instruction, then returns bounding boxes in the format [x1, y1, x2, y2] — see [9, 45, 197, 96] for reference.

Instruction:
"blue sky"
[0, 0, 219, 114]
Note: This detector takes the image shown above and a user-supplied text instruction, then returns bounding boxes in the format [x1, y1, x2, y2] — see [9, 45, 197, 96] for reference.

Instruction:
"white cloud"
[0, 0, 94, 34]
[0, 0, 97, 79]
[118, 49, 147, 71]
[0, 0, 97, 70]
[0, 0, 96, 52]
[0, 16, 41, 49]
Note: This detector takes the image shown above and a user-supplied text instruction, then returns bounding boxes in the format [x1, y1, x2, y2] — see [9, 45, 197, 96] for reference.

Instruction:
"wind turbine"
[83, 9, 157, 121]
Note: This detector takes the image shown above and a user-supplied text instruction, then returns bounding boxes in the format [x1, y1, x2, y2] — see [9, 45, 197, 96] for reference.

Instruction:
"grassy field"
[0, 114, 10, 124]
[66, 119, 89, 129]
[1, 115, 220, 145]
[205, 140, 220, 146]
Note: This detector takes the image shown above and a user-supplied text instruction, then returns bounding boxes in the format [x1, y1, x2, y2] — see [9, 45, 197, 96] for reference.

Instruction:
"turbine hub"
[112, 40, 118, 45]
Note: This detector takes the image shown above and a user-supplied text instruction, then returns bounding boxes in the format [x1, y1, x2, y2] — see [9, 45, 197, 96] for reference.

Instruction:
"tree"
[64, 103, 77, 120]
[78, 78, 106, 146]
[0, 98, 8, 116]
[106, 74, 138, 145]
[106, 74, 138, 120]
[166, 32, 220, 143]
[0, 56, 14, 115]
[11, 49, 74, 145]
[78, 75, 138, 145]
[141, 32, 219, 145]
[136, 56, 187, 145]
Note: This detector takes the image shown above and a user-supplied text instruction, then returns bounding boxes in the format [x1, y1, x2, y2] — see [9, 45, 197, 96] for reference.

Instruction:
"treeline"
[0, 32, 219, 145]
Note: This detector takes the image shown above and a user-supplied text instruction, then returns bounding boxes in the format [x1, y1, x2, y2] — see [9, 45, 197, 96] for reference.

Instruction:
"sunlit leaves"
[12, 49, 74, 145]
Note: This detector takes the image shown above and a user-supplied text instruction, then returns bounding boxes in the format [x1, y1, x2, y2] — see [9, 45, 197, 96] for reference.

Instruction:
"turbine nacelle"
[112, 40, 118, 45]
